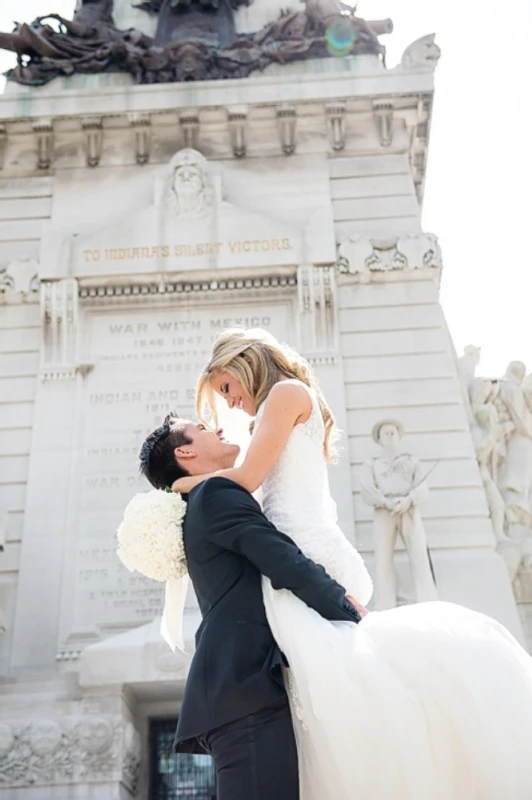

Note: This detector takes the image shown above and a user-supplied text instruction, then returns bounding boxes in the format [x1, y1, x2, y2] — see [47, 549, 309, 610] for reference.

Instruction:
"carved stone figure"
[0, 0, 392, 86]
[360, 419, 438, 610]
[463, 357, 532, 542]
[458, 344, 481, 396]
[400, 33, 441, 70]
[495, 361, 532, 533]
[164, 148, 213, 217]
[469, 380, 507, 542]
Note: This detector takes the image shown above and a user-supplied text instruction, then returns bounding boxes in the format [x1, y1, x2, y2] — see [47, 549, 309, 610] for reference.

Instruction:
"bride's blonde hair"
[196, 328, 339, 462]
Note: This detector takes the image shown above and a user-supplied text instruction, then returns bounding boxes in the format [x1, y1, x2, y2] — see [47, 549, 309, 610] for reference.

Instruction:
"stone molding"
[78, 274, 298, 300]
[0, 716, 141, 793]
[41, 279, 79, 374]
[326, 103, 346, 151]
[336, 232, 442, 277]
[0, 258, 40, 296]
[179, 112, 200, 150]
[298, 265, 338, 354]
[277, 105, 297, 156]
[128, 113, 152, 165]
[228, 108, 248, 158]
[0, 89, 433, 173]
[373, 100, 394, 147]
[32, 119, 54, 171]
[81, 117, 104, 168]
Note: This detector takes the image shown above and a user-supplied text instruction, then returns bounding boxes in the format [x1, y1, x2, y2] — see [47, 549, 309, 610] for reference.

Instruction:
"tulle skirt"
[262, 580, 532, 800]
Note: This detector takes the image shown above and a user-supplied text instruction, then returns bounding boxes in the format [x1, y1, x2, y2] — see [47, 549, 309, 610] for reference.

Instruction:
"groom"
[140, 413, 361, 800]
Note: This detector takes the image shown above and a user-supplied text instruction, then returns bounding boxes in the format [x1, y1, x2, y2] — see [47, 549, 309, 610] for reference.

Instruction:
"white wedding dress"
[256, 380, 532, 800]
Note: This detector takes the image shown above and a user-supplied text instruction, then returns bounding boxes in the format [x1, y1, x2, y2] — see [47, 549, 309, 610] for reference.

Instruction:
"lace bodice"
[255, 380, 373, 605]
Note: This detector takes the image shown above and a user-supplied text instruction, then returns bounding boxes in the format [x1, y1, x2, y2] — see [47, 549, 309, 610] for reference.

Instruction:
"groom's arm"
[198, 478, 361, 623]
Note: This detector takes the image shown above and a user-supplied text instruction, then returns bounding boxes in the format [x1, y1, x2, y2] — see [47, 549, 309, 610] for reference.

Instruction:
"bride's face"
[211, 371, 256, 416]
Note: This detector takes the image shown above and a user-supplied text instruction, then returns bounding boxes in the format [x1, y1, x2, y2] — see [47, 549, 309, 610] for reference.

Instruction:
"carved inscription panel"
[66, 300, 293, 642]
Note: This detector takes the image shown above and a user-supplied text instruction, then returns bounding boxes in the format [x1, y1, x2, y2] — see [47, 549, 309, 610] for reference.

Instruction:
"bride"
[173, 327, 532, 800]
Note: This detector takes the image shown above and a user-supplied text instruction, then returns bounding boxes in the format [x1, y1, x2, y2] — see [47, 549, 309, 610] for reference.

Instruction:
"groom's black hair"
[139, 412, 192, 490]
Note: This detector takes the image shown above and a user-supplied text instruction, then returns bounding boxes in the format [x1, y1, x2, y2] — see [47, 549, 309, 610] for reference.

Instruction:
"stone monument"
[360, 419, 438, 610]
[0, 1, 528, 796]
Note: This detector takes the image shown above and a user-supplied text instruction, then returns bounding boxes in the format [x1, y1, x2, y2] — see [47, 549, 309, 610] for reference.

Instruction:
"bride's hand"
[346, 595, 368, 618]
[172, 474, 212, 494]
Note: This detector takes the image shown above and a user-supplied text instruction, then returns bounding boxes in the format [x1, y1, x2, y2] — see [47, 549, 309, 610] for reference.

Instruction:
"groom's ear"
[174, 445, 196, 462]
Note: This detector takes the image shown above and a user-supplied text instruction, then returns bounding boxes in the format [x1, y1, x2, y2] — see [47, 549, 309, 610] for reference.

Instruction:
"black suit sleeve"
[198, 478, 360, 623]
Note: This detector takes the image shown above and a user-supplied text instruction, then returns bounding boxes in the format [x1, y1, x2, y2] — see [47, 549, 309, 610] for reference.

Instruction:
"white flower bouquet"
[116, 489, 189, 652]
[117, 489, 188, 581]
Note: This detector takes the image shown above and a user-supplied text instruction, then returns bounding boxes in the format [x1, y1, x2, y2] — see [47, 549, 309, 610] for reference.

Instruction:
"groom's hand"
[346, 595, 368, 619]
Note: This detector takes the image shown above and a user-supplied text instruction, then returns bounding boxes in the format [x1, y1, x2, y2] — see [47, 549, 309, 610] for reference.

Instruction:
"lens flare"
[325, 18, 357, 58]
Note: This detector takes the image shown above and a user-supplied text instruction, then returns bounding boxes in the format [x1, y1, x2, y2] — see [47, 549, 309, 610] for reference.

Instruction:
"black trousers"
[200, 703, 299, 800]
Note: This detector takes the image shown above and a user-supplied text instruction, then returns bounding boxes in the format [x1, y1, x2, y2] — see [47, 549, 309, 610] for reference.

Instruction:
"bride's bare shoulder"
[264, 380, 313, 419]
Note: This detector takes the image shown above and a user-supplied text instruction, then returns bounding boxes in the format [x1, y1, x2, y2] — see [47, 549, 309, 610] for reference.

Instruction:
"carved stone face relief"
[165, 148, 213, 218]
[78, 717, 113, 754]
[29, 721, 61, 756]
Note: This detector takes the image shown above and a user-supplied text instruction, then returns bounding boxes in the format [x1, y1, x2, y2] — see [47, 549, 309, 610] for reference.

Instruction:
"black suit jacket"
[174, 477, 360, 752]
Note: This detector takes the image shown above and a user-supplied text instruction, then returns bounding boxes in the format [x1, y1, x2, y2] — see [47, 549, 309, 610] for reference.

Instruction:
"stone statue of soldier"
[360, 419, 438, 610]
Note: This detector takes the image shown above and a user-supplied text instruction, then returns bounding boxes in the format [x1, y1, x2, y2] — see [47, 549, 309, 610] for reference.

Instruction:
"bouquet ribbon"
[161, 574, 190, 652]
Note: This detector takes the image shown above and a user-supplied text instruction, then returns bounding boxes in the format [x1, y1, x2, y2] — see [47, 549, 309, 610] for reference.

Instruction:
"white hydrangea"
[117, 490, 188, 582]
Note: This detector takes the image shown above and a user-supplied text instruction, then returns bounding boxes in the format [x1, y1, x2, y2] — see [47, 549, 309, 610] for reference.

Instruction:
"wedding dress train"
[257, 380, 532, 800]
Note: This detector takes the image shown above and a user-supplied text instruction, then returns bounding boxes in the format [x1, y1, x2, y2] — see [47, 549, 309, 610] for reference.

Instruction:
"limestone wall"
[338, 275, 489, 546]
[330, 151, 421, 241]
[0, 178, 52, 269]
[0, 176, 52, 672]
[0, 296, 40, 674]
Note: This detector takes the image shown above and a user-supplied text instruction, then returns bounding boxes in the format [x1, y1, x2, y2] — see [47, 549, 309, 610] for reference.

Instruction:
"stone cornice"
[0, 57, 435, 123]
[0, 91, 433, 197]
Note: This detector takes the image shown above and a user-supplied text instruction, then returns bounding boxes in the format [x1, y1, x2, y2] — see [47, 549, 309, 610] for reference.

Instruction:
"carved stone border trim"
[78, 275, 298, 300]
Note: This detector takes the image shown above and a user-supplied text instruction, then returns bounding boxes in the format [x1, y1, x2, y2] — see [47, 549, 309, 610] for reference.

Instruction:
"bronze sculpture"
[0, 0, 392, 87]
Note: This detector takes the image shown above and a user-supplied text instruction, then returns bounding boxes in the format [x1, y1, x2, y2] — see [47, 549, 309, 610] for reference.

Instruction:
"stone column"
[296, 264, 355, 541]
[10, 279, 87, 669]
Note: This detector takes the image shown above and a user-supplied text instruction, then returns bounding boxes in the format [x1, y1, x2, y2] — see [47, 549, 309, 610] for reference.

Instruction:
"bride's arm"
[172, 382, 312, 494]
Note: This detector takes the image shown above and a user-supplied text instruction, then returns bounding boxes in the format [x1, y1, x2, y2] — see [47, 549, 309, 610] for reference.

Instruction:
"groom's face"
[174, 420, 240, 476]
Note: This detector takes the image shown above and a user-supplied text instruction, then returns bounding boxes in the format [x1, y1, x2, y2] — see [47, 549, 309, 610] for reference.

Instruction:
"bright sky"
[1, 0, 530, 378]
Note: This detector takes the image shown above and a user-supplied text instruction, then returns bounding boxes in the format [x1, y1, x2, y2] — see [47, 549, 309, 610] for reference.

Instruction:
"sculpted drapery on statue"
[461, 348, 532, 540]
[495, 362, 532, 530]
[0, 0, 392, 86]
